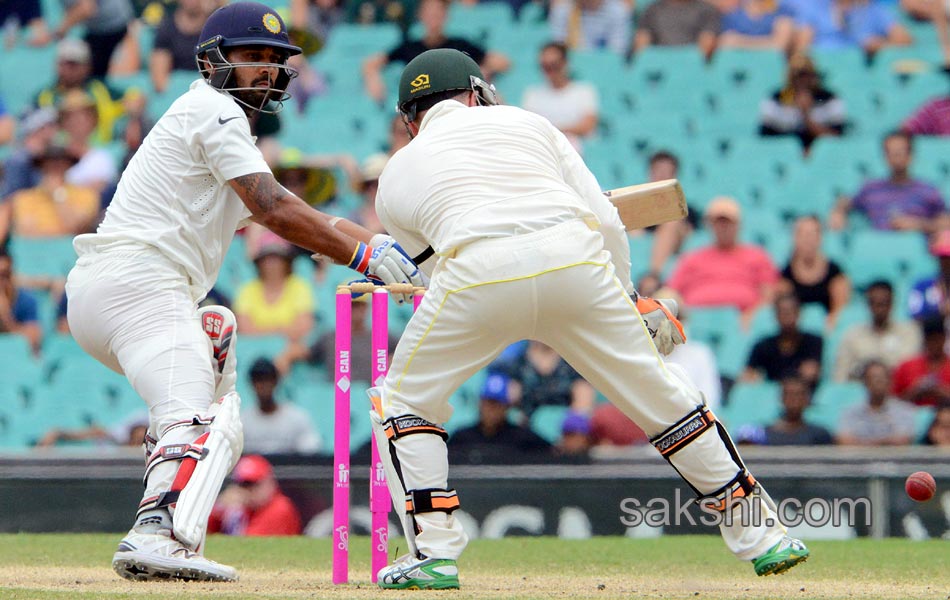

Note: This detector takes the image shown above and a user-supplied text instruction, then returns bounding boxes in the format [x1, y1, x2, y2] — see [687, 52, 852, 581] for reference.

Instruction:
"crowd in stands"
[2, 0, 950, 459]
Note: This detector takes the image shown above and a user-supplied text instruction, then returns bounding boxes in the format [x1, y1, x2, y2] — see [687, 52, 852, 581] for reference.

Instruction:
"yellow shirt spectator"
[234, 274, 315, 332]
[12, 185, 100, 237]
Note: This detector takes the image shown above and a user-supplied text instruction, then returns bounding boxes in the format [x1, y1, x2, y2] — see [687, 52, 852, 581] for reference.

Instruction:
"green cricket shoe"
[377, 555, 460, 590]
[752, 536, 810, 576]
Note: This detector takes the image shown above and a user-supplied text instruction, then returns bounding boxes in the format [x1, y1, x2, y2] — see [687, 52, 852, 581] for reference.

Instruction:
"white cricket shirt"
[376, 100, 631, 291]
[73, 79, 270, 297]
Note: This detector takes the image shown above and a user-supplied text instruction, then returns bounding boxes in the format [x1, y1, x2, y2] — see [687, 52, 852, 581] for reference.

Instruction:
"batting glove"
[636, 296, 686, 355]
[347, 234, 426, 304]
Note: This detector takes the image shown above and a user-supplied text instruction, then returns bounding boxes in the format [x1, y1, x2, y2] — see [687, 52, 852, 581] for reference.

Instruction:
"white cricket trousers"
[65, 244, 217, 503]
[379, 220, 785, 562]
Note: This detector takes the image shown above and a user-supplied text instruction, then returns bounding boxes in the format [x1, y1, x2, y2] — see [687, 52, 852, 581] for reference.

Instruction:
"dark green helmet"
[397, 48, 498, 121]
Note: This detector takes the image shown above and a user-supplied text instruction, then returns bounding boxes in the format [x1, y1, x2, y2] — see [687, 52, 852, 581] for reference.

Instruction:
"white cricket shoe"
[112, 529, 238, 582]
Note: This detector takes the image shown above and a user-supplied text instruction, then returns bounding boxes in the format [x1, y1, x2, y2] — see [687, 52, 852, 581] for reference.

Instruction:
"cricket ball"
[905, 471, 936, 503]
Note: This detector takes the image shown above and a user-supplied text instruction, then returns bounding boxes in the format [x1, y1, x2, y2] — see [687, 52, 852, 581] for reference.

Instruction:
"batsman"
[368, 49, 809, 590]
[64, 2, 424, 582]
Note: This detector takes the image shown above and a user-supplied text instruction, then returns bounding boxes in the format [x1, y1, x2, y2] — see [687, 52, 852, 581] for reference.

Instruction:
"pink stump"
[332, 287, 351, 584]
[370, 288, 391, 582]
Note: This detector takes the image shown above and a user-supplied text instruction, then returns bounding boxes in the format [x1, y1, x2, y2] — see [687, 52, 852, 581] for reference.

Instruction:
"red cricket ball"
[905, 471, 936, 503]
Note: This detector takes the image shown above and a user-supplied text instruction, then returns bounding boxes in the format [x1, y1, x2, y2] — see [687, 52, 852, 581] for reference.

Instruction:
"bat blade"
[605, 179, 688, 231]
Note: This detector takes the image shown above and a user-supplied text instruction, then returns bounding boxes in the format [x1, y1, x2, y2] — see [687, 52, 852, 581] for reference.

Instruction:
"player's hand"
[364, 234, 426, 304]
[636, 296, 685, 355]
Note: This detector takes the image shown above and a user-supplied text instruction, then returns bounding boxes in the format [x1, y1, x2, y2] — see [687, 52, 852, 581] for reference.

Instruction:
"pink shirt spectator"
[903, 97, 950, 136]
[667, 245, 779, 311]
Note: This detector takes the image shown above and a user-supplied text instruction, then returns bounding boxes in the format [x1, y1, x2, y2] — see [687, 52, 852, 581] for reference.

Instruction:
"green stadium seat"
[708, 49, 784, 99]
[845, 230, 930, 289]
[684, 305, 741, 348]
[569, 50, 626, 88]
[627, 47, 707, 101]
[721, 381, 780, 429]
[914, 406, 935, 441]
[811, 47, 869, 90]
[0, 335, 42, 388]
[322, 23, 401, 57]
[0, 44, 57, 116]
[9, 236, 76, 278]
[446, 2, 514, 42]
[873, 46, 943, 78]
[530, 405, 569, 444]
[806, 381, 865, 432]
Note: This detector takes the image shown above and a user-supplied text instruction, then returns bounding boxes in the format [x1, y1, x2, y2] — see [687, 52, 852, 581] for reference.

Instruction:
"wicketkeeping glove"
[636, 296, 686, 355]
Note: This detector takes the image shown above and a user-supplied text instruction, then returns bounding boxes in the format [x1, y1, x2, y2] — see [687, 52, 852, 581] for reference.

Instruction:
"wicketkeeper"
[65, 1, 424, 582]
[367, 49, 809, 590]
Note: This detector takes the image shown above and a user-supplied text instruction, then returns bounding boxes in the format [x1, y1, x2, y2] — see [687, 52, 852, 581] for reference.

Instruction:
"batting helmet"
[195, 2, 302, 113]
[396, 49, 498, 123]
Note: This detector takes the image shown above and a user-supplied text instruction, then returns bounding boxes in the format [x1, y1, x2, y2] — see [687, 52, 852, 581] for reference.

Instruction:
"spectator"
[659, 288, 722, 409]
[921, 402, 950, 445]
[449, 373, 552, 463]
[794, 0, 912, 55]
[350, 153, 388, 235]
[667, 196, 779, 325]
[52, 0, 135, 79]
[835, 280, 922, 381]
[764, 376, 834, 445]
[36, 413, 148, 447]
[908, 230, 950, 320]
[759, 53, 846, 151]
[241, 358, 321, 454]
[892, 316, 950, 407]
[150, 0, 214, 93]
[234, 242, 315, 343]
[59, 90, 119, 195]
[837, 361, 918, 445]
[634, 0, 721, 60]
[34, 39, 126, 144]
[0, 96, 13, 148]
[291, 0, 345, 43]
[275, 288, 398, 379]
[521, 42, 599, 153]
[779, 215, 850, 328]
[361, 0, 510, 104]
[498, 341, 596, 419]
[717, 0, 796, 51]
[902, 89, 950, 137]
[549, 0, 632, 54]
[208, 455, 303, 536]
[930, 0, 950, 68]
[0, 252, 42, 353]
[831, 132, 947, 233]
[9, 139, 100, 237]
[743, 294, 823, 386]
[589, 403, 648, 446]
[556, 411, 592, 456]
[0, 0, 51, 47]
[0, 107, 58, 244]
[645, 150, 700, 276]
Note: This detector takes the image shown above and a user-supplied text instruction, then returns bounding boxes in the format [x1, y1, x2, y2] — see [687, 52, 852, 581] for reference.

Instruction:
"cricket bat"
[606, 179, 688, 231]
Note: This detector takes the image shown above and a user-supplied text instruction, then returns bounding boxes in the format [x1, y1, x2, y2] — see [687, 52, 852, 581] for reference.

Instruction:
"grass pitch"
[0, 534, 947, 600]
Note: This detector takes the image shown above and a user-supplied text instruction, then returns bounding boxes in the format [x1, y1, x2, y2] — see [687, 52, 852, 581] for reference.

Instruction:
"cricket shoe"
[377, 554, 460, 590]
[752, 536, 810, 576]
[197, 305, 237, 399]
[112, 529, 238, 582]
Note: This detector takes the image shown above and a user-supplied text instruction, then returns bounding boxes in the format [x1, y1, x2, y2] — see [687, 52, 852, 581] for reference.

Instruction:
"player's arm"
[229, 172, 424, 292]
[55, 0, 96, 39]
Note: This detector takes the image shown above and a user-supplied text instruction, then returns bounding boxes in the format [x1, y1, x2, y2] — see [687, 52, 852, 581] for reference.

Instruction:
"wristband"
[347, 242, 371, 273]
